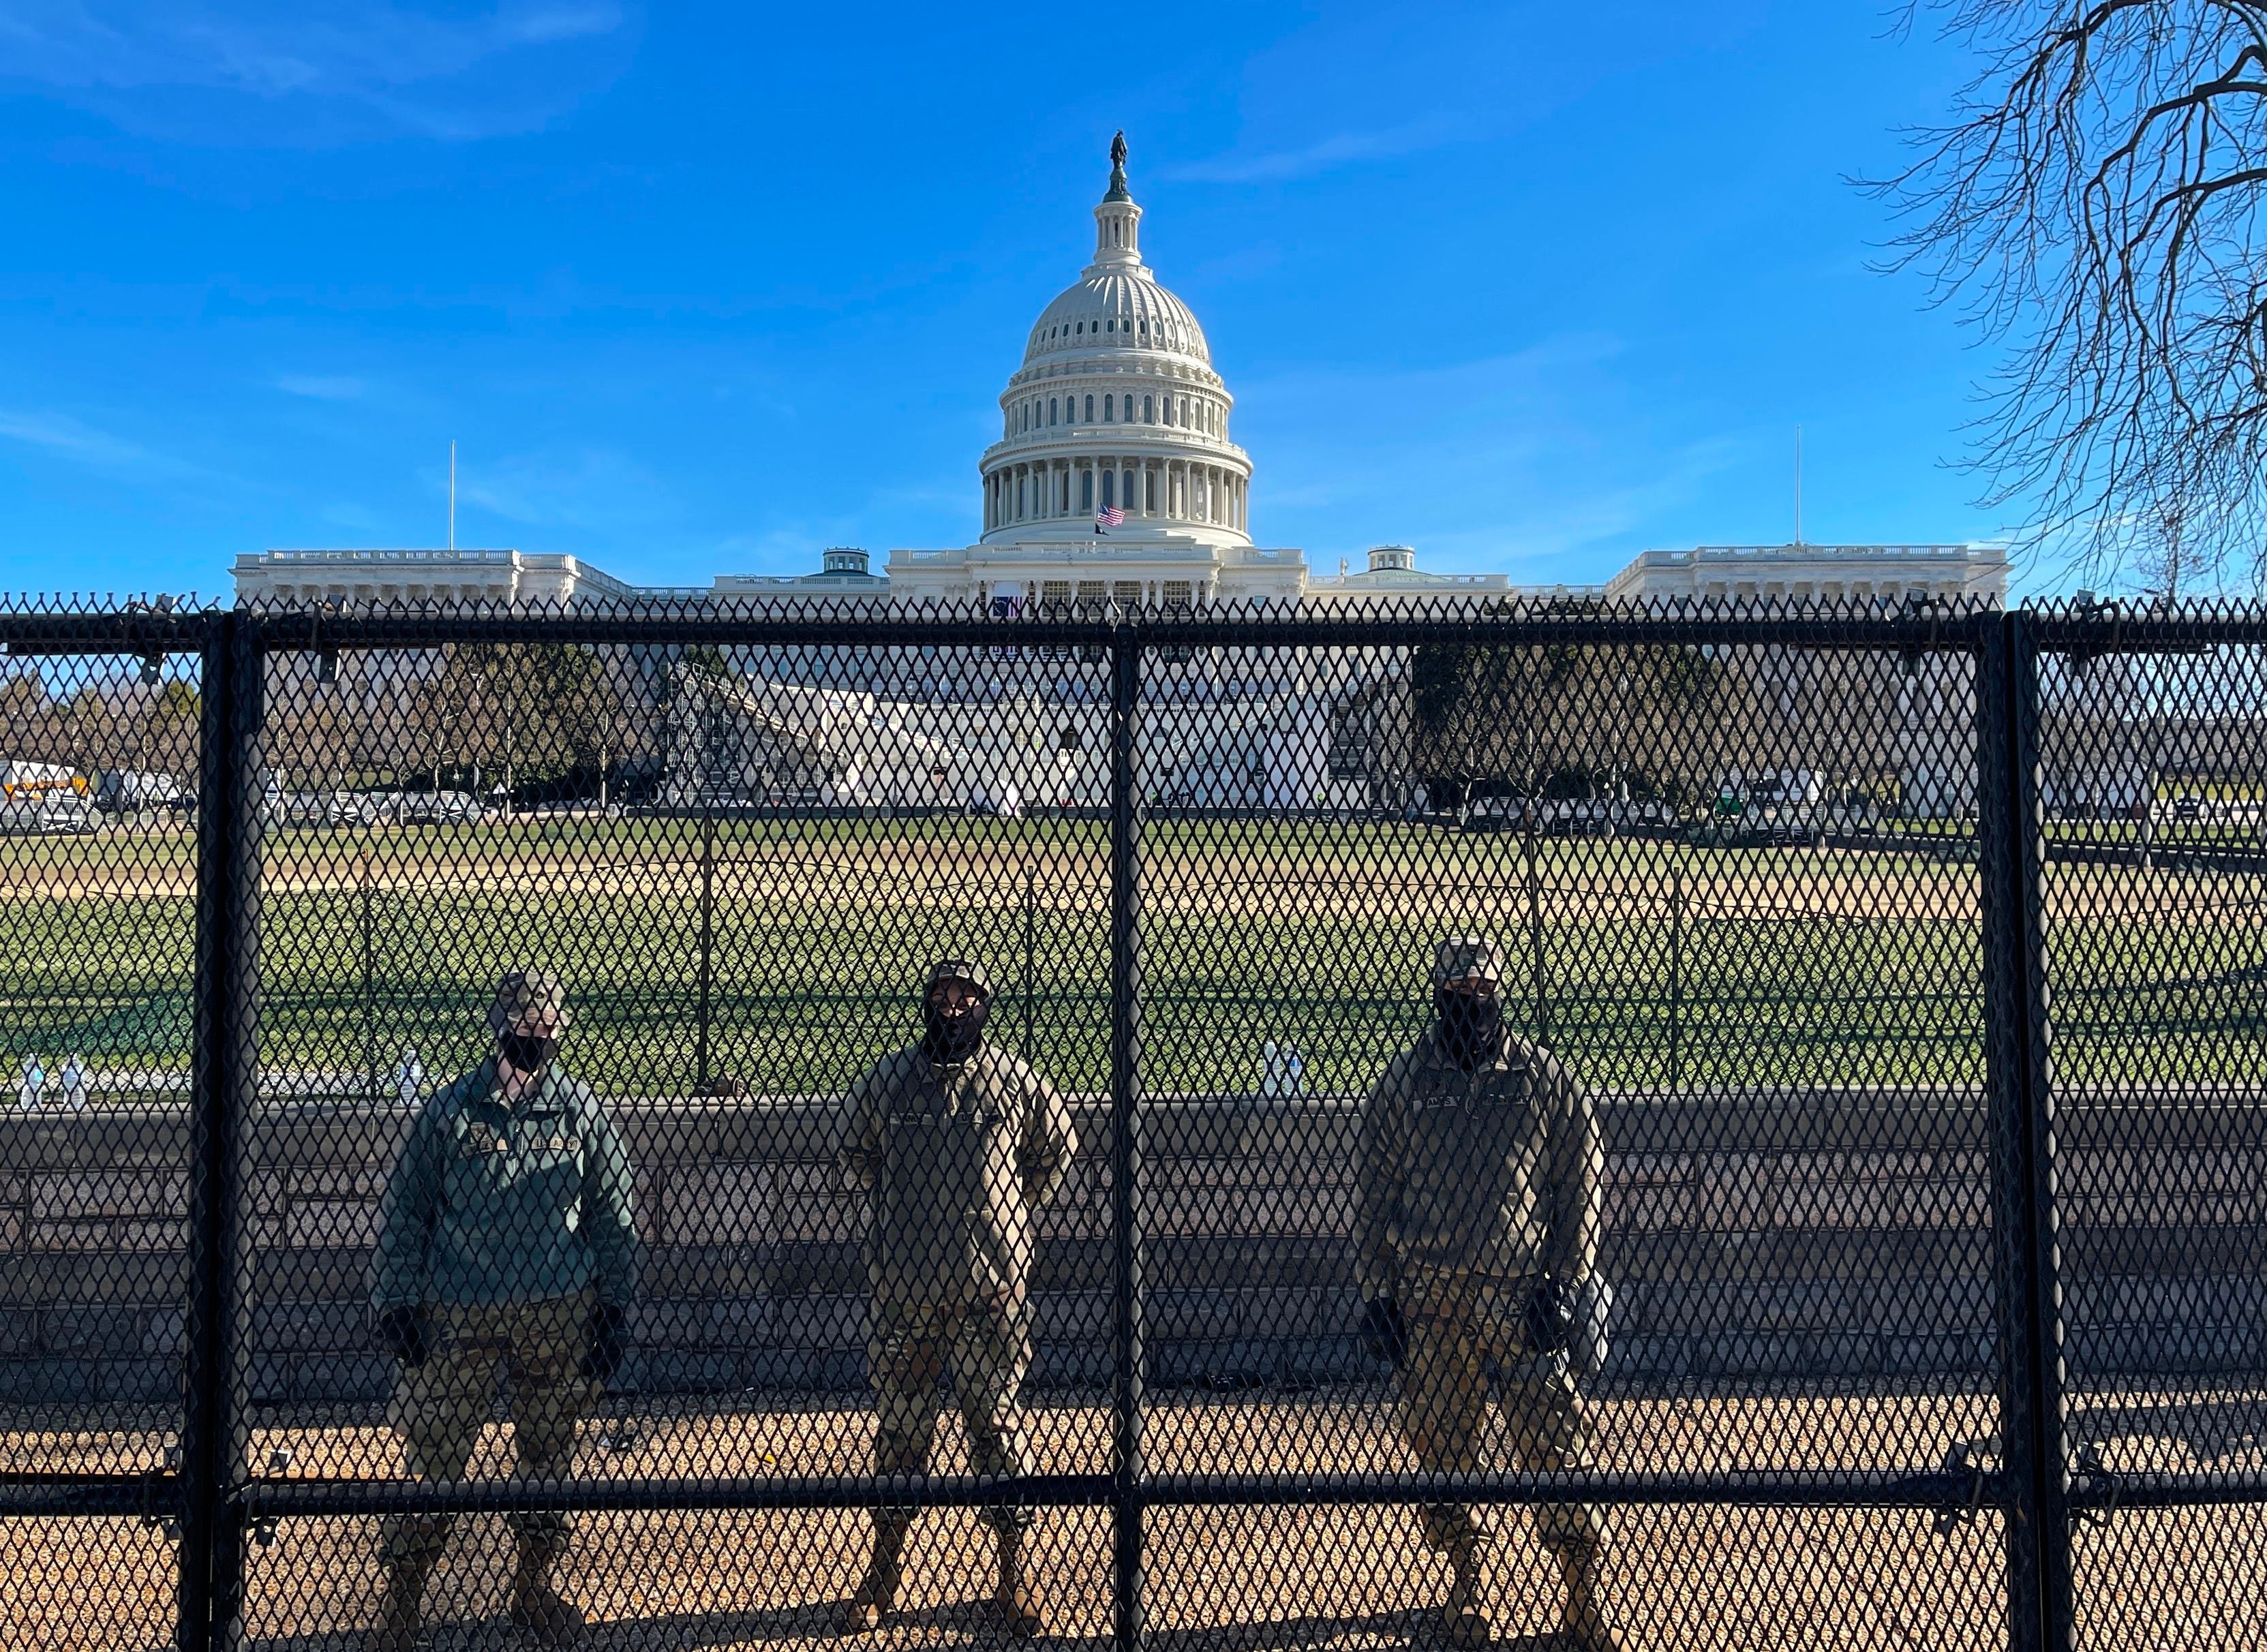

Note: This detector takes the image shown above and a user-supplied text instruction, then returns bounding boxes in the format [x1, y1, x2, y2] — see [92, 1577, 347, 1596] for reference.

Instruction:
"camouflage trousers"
[868, 1295, 1035, 1535]
[1396, 1269, 1603, 1555]
[379, 1293, 598, 1565]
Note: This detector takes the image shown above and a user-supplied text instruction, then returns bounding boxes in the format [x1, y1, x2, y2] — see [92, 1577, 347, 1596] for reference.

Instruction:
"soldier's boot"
[1439, 1535, 1493, 1650]
[1551, 1540, 1626, 1652]
[363, 1549, 435, 1652]
[506, 1533, 586, 1647]
[991, 1524, 1044, 1640]
[835, 1520, 907, 1634]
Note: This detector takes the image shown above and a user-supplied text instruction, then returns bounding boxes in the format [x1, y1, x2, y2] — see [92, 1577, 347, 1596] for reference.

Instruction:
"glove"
[1524, 1276, 1573, 1358]
[1359, 1297, 1408, 1368]
[376, 1305, 431, 1368]
[1568, 1276, 1615, 1381]
[581, 1301, 629, 1387]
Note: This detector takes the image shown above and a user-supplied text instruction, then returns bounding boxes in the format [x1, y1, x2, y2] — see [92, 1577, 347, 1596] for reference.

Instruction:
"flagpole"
[1793, 425, 1802, 547]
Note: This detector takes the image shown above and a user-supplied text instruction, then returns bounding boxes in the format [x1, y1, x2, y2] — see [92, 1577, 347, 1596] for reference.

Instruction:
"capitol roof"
[1018, 134, 1212, 369]
[1024, 274, 1209, 367]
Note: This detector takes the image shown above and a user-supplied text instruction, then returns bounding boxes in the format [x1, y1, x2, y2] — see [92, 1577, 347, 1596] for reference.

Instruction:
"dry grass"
[7, 1392, 2264, 1651]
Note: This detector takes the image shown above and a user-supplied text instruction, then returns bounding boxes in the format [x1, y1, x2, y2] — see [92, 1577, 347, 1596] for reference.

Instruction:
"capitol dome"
[979, 134, 1252, 549]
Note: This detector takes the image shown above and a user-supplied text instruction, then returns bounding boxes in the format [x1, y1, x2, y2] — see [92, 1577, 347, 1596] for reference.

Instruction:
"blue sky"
[0, 1, 2036, 600]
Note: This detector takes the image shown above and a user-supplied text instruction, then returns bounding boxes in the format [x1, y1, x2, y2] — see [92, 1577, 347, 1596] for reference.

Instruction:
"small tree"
[140, 678, 201, 783]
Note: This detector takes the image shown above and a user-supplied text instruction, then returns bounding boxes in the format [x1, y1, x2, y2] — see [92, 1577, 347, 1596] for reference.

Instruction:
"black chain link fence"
[0, 597, 2260, 1651]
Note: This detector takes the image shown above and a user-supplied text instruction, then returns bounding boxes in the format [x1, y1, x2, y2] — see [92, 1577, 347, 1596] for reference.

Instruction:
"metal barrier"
[1, 598, 2261, 1651]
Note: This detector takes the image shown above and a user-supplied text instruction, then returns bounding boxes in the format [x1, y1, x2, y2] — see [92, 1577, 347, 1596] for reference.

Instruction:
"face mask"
[922, 995, 989, 1065]
[498, 1028, 560, 1074]
[1433, 987, 1504, 1070]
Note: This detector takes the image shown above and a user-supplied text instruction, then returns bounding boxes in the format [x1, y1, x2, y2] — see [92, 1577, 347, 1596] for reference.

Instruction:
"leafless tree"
[1877, 2, 2267, 590]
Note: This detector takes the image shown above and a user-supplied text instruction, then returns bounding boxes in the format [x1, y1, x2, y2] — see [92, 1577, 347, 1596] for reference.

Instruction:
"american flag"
[1095, 506, 1125, 531]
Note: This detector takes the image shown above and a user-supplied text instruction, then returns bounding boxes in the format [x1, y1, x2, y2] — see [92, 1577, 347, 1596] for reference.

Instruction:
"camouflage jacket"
[838, 1043, 1077, 1307]
[373, 1059, 639, 1313]
[1353, 1026, 1601, 1300]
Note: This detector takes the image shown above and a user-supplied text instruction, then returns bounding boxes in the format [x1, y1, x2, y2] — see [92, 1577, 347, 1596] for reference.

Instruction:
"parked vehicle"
[1459, 797, 1525, 833]
[0, 792, 95, 834]
[397, 789, 484, 825]
[94, 769, 190, 812]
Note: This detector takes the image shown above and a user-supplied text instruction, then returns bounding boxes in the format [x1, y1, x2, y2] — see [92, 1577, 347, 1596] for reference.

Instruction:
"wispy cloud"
[1166, 115, 1474, 185]
[0, 2, 631, 142]
[272, 371, 367, 401]
[320, 501, 382, 532]
[1237, 337, 1752, 577]
[451, 444, 674, 532]
[0, 406, 220, 485]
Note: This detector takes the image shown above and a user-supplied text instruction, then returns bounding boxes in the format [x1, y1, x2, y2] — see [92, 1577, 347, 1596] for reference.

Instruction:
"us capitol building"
[234, 137, 2007, 620]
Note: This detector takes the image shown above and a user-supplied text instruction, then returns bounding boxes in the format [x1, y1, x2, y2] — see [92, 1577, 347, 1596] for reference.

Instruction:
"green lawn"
[0, 816, 2259, 1095]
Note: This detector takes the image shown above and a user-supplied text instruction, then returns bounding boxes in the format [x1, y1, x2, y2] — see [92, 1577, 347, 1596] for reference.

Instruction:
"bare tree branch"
[1874, 1, 2267, 587]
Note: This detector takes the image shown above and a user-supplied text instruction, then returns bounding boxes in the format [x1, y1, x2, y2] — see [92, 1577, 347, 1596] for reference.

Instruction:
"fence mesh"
[2030, 614, 2267, 1652]
[0, 600, 2257, 1651]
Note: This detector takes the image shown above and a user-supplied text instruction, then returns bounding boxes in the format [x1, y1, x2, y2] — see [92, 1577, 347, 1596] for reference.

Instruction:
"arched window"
[1048, 398, 1058, 425]
[1084, 395, 1094, 421]
[1143, 395, 1154, 423]
[1076, 321, 1083, 335]
[1104, 395, 1114, 422]
[1102, 471, 1116, 510]
[1080, 470, 1094, 513]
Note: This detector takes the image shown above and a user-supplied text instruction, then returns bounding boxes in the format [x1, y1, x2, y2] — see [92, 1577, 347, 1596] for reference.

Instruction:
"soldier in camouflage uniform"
[1354, 938, 1625, 1651]
[365, 970, 639, 1652]
[835, 959, 1078, 1638]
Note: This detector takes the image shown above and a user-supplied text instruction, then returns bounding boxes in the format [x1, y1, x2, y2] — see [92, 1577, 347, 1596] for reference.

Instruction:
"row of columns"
[984, 457, 1248, 534]
[978, 578, 1211, 609]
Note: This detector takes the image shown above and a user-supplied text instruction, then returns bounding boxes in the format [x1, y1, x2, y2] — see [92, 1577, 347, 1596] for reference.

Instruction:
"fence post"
[1108, 625, 1146, 1652]
[1666, 848, 1685, 1091]
[1977, 612, 2071, 1652]
[359, 852, 376, 1101]
[696, 800, 715, 1091]
[1022, 859, 1037, 1058]
[180, 609, 258, 1652]
[1520, 799, 1549, 1040]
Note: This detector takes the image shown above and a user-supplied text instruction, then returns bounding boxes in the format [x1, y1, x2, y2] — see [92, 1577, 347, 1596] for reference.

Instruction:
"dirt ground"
[6, 1392, 2262, 1651]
